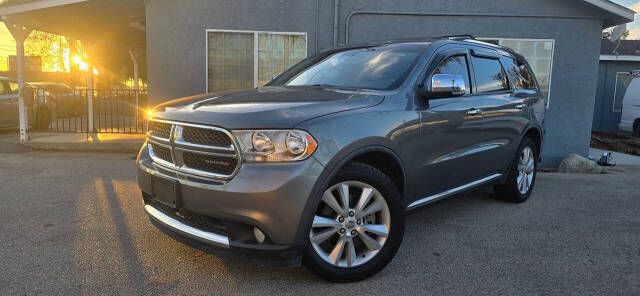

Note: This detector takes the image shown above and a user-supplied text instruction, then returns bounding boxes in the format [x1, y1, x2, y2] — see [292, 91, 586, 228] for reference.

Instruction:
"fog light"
[253, 227, 266, 244]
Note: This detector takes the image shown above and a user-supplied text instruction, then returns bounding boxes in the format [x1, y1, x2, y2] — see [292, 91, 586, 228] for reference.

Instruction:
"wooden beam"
[0, 0, 88, 15]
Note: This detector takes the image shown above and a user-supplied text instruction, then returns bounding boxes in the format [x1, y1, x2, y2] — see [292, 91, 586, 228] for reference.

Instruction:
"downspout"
[333, 0, 339, 47]
[315, 0, 319, 52]
[344, 11, 602, 44]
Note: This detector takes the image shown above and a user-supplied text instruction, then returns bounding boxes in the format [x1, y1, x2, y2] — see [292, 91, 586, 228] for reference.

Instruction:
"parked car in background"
[0, 76, 20, 128]
[0, 78, 81, 130]
[619, 74, 640, 137]
[137, 37, 545, 282]
[0, 77, 54, 130]
[28, 82, 84, 119]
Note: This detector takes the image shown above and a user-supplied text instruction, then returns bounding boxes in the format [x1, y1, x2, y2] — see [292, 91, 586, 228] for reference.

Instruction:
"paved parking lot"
[1, 131, 639, 295]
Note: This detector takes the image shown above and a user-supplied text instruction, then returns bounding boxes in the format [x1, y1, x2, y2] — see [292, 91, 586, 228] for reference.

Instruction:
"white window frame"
[479, 38, 555, 109]
[205, 29, 308, 93]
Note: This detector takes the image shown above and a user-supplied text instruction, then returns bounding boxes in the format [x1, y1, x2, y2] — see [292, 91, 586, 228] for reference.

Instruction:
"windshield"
[270, 44, 427, 90]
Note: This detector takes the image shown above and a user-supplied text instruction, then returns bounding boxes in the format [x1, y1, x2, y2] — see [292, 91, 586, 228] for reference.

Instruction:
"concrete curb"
[20, 141, 143, 153]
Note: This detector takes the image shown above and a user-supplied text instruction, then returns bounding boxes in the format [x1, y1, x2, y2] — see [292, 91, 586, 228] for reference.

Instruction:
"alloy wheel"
[309, 181, 391, 268]
[517, 146, 535, 194]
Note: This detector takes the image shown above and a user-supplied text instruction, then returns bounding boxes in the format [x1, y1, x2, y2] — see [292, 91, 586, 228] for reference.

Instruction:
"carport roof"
[0, 0, 634, 45]
[0, 0, 145, 49]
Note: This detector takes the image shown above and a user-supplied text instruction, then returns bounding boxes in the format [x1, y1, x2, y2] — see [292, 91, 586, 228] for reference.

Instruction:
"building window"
[482, 38, 555, 107]
[614, 72, 633, 112]
[258, 33, 307, 87]
[207, 30, 307, 92]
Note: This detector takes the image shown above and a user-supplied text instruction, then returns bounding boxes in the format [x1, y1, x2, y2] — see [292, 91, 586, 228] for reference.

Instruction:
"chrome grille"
[149, 121, 171, 139]
[182, 152, 238, 176]
[149, 143, 172, 163]
[182, 126, 232, 147]
[147, 120, 240, 180]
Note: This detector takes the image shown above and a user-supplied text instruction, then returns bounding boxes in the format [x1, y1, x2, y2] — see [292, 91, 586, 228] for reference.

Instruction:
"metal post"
[4, 21, 33, 142]
[129, 50, 139, 125]
[86, 43, 94, 132]
[16, 34, 27, 141]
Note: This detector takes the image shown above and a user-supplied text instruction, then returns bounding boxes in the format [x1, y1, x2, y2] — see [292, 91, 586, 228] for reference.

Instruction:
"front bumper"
[136, 142, 325, 266]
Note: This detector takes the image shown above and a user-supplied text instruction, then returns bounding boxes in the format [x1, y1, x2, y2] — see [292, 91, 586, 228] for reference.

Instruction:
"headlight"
[232, 130, 317, 162]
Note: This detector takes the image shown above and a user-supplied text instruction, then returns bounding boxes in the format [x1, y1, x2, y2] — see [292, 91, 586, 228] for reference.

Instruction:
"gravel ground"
[1, 131, 639, 295]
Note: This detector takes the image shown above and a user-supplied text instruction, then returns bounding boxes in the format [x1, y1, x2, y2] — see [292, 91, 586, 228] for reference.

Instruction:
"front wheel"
[494, 137, 538, 203]
[303, 162, 405, 282]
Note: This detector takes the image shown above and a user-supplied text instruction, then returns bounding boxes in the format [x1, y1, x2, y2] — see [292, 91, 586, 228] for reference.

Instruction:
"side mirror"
[423, 74, 466, 99]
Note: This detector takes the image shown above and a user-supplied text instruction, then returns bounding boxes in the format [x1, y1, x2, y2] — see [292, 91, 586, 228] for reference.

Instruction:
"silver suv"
[137, 36, 545, 282]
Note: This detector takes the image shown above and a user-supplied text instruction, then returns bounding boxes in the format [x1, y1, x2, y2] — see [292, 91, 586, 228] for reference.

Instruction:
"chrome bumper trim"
[145, 204, 230, 248]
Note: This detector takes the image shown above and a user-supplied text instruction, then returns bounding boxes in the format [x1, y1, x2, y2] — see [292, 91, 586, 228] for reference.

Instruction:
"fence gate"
[30, 88, 148, 134]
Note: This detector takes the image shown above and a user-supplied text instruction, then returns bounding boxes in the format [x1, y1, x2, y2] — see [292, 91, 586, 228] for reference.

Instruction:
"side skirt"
[406, 173, 502, 210]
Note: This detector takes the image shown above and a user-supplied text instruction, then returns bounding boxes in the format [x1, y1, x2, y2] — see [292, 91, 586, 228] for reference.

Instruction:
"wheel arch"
[294, 142, 407, 244]
[522, 125, 543, 158]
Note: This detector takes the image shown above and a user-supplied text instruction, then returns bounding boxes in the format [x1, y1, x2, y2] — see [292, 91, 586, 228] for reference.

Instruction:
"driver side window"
[433, 56, 471, 94]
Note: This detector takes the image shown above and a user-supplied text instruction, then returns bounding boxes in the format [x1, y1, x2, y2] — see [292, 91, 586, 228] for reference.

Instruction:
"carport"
[0, 0, 146, 141]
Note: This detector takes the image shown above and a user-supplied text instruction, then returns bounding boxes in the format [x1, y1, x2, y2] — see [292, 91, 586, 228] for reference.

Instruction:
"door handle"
[515, 103, 527, 110]
[467, 108, 482, 115]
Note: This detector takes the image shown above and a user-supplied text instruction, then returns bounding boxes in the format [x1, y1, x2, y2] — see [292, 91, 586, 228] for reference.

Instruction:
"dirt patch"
[591, 131, 640, 156]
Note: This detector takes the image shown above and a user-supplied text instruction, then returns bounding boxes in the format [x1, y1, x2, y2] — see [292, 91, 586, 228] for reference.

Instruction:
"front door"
[413, 52, 486, 202]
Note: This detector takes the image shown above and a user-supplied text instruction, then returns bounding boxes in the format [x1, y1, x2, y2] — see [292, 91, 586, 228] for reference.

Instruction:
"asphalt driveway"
[1, 133, 639, 295]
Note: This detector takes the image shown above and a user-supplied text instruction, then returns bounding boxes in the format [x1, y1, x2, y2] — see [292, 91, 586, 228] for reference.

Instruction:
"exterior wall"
[146, 0, 611, 167]
[593, 60, 640, 133]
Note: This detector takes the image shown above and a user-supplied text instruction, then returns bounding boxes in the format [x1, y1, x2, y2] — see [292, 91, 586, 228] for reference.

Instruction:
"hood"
[151, 86, 384, 129]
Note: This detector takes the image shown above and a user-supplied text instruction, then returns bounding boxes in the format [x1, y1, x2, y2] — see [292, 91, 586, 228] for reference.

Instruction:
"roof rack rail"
[438, 34, 476, 40]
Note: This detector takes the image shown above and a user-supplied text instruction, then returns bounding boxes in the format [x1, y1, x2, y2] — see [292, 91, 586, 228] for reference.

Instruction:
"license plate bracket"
[151, 176, 180, 208]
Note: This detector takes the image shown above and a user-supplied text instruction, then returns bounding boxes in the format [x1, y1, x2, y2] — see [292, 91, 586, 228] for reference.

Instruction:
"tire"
[303, 162, 405, 282]
[35, 107, 51, 131]
[633, 120, 640, 137]
[493, 137, 538, 203]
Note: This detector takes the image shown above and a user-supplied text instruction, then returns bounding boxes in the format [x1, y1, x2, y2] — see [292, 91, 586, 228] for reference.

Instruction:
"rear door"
[0, 81, 18, 127]
[414, 48, 487, 200]
[467, 50, 525, 174]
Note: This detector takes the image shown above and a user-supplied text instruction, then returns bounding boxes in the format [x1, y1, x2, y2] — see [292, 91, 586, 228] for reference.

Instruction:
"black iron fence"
[30, 88, 148, 134]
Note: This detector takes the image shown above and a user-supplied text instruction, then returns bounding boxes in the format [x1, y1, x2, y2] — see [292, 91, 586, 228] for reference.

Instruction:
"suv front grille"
[182, 126, 232, 148]
[182, 152, 238, 176]
[150, 143, 172, 163]
[147, 120, 240, 180]
[150, 121, 171, 139]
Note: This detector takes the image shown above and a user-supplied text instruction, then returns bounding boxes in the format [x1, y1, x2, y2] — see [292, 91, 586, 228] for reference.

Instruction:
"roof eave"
[582, 0, 635, 27]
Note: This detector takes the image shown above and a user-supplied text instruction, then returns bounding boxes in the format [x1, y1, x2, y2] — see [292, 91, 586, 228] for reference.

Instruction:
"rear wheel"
[494, 137, 538, 203]
[303, 162, 404, 282]
[633, 120, 640, 137]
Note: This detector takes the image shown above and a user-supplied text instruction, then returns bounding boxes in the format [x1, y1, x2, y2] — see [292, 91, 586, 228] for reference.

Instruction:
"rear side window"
[433, 56, 471, 94]
[470, 56, 509, 93]
[502, 57, 536, 90]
